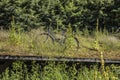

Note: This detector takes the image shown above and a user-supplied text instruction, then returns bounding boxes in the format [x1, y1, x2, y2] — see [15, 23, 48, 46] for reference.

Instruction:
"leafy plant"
[9, 17, 23, 46]
[0, 61, 119, 80]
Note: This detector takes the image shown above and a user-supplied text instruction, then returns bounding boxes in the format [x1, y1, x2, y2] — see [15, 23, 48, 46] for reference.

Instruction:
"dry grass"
[0, 28, 120, 59]
[0, 30, 9, 42]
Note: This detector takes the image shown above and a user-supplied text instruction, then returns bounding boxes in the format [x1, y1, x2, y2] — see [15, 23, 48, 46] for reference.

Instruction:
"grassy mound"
[0, 27, 120, 60]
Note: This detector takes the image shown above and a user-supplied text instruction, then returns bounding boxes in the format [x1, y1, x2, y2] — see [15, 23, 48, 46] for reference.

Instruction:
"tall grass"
[0, 61, 120, 80]
[0, 20, 120, 58]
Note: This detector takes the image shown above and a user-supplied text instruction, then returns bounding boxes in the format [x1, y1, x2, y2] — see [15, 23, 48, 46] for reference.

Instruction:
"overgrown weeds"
[0, 22, 120, 58]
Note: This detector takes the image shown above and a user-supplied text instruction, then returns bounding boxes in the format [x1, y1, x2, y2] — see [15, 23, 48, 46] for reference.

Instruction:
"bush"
[0, 61, 120, 80]
[0, 0, 119, 31]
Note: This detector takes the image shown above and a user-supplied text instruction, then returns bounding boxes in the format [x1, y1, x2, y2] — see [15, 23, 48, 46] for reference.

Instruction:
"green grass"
[0, 61, 120, 80]
[0, 24, 120, 59]
[0, 20, 120, 59]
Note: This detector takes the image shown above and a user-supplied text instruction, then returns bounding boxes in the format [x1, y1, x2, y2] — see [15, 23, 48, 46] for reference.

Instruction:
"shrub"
[0, 0, 119, 31]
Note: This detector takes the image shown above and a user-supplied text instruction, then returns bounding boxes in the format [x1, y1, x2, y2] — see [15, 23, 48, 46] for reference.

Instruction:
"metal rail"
[0, 55, 120, 64]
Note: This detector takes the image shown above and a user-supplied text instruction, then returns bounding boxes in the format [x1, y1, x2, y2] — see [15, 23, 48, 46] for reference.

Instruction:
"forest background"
[0, 0, 119, 32]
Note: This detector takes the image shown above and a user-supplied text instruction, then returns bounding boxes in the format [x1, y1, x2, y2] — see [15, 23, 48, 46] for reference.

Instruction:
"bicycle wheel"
[39, 32, 55, 44]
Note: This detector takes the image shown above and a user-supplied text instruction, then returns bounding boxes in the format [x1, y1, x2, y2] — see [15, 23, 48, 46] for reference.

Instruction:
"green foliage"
[9, 17, 23, 46]
[30, 61, 40, 80]
[0, 0, 41, 30]
[10, 61, 24, 80]
[65, 24, 77, 51]
[0, 0, 119, 31]
[0, 61, 120, 80]
[1, 68, 10, 80]
[82, 26, 90, 37]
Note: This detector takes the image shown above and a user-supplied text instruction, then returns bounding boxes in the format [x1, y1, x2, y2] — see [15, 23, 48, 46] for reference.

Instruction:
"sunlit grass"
[0, 27, 120, 59]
